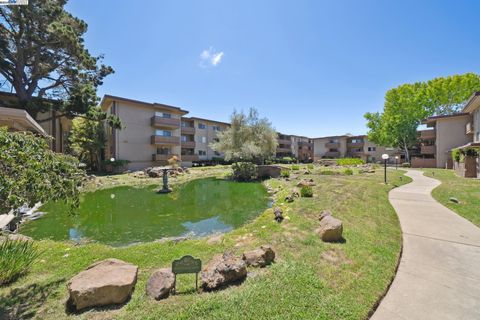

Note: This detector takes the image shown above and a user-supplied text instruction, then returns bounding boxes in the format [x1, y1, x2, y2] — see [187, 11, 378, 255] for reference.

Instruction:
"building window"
[213, 138, 219, 143]
[212, 125, 221, 131]
[368, 147, 376, 151]
[199, 136, 207, 143]
[155, 111, 172, 118]
[329, 139, 339, 143]
[198, 150, 207, 156]
[155, 129, 172, 137]
[157, 147, 171, 155]
[214, 151, 221, 156]
[198, 123, 206, 129]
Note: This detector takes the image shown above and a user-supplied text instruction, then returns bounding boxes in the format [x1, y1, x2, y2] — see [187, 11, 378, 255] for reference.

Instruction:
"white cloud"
[199, 47, 224, 68]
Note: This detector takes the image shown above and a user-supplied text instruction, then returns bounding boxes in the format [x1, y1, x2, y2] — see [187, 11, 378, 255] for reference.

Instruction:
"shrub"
[291, 164, 300, 170]
[280, 169, 290, 178]
[231, 162, 258, 181]
[0, 238, 40, 285]
[451, 149, 462, 162]
[344, 168, 353, 175]
[401, 162, 411, 168]
[280, 157, 295, 164]
[337, 158, 365, 166]
[307, 164, 314, 170]
[300, 185, 313, 197]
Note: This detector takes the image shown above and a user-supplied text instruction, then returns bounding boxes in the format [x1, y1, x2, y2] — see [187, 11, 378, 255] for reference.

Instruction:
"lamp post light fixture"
[382, 154, 390, 184]
[395, 155, 399, 170]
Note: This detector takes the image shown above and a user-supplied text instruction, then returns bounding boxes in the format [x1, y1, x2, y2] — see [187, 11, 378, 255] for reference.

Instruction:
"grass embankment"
[424, 169, 480, 227]
[0, 166, 410, 320]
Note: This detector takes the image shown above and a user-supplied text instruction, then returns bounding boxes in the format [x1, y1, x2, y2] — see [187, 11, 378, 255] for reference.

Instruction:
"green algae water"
[20, 178, 270, 246]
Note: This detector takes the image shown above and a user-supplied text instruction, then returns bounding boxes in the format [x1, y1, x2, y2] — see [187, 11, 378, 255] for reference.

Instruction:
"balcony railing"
[181, 141, 195, 148]
[298, 141, 313, 147]
[276, 147, 291, 153]
[325, 142, 340, 148]
[277, 139, 292, 145]
[151, 135, 180, 145]
[466, 122, 474, 135]
[151, 116, 180, 128]
[152, 154, 179, 161]
[181, 126, 195, 134]
[347, 142, 364, 148]
[421, 145, 436, 155]
[181, 155, 199, 162]
[420, 129, 436, 140]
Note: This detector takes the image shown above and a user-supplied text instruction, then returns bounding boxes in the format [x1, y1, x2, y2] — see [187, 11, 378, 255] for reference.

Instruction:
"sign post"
[172, 255, 202, 294]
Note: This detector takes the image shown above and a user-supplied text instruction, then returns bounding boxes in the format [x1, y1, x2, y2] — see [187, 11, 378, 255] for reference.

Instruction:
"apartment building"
[183, 117, 229, 163]
[275, 133, 314, 162]
[314, 134, 398, 163]
[413, 113, 472, 168]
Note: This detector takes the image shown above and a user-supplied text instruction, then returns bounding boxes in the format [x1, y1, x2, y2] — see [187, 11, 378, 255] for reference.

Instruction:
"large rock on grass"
[242, 245, 275, 267]
[316, 215, 343, 242]
[201, 253, 247, 291]
[67, 258, 138, 311]
[146, 268, 175, 300]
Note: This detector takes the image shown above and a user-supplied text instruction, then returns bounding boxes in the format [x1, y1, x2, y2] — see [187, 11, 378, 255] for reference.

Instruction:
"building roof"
[462, 91, 480, 113]
[187, 116, 230, 126]
[312, 133, 353, 140]
[100, 94, 189, 115]
[0, 106, 46, 135]
[422, 113, 469, 125]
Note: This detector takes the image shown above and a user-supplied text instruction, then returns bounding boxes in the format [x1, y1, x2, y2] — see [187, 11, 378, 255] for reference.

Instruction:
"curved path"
[372, 169, 480, 320]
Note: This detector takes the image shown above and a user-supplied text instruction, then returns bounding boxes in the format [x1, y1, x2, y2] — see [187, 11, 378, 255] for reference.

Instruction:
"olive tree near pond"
[210, 108, 278, 164]
[0, 128, 84, 216]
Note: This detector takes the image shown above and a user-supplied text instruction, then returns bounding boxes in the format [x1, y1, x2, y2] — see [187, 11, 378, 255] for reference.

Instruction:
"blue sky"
[67, 0, 480, 137]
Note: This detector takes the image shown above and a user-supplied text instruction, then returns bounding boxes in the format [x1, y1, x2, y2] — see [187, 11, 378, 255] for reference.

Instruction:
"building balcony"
[152, 154, 179, 161]
[466, 122, 474, 135]
[181, 154, 199, 162]
[151, 135, 180, 145]
[181, 141, 195, 148]
[325, 142, 340, 148]
[347, 142, 364, 148]
[324, 151, 341, 158]
[348, 149, 364, 155]
[276, 147, 291, 153]
[151, 116, 180, 129]
[421, 145, 436, 155]
[298, 141, 313, 147]
[181, 126, 195, 134]
[420, 129, 436, 140]
[278, 138, 292, 145]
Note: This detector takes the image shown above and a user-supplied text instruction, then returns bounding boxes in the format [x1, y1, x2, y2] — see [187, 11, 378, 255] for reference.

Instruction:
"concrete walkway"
[372, 170, 480, 320]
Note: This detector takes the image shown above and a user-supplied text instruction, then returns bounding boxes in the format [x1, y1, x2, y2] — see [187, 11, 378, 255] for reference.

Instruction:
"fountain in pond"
[157, 167, 174, 194]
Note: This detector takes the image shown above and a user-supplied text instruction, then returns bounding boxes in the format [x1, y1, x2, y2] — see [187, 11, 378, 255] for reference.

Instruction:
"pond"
[20, 178, 270, 246]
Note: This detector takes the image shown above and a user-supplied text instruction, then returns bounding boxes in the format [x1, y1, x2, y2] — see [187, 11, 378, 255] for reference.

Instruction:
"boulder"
[296, 179, 316, 187]
[273, 207, 284, 222]
[285, 195, 294, 203]
[242, 245, 275, 267]
[0, 233, 32, 242]
[146, 268, 175, 300]
[67, 258, 138, 311]
[201, 253, 247, 291]
[316, 216, 343, 242]
[133, 171, 146, 178]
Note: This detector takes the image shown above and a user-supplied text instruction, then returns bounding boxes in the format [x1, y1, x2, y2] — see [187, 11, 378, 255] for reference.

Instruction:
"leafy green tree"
[0, 127, 84, 215]
[69, 107, 109, 171]
[365, 73, 480, 161]
[0, 0, 116, 124]
[210, 108, 278, 163]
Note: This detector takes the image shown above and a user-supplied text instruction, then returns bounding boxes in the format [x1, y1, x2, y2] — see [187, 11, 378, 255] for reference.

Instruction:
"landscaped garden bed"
[0, 165, 410, 319]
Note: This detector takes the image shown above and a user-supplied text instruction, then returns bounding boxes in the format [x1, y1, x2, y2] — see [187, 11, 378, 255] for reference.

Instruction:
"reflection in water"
[182, 216, 232, 237]
[21, 178, 269, 246]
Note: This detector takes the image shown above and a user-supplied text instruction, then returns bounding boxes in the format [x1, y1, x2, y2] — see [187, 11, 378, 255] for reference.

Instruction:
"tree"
[69, 107, 108, 171]
[210, 108, 278, 163]
[0, 127, 84, 215]
[0, 0, 114, 121]
[365, 73, 480, 161]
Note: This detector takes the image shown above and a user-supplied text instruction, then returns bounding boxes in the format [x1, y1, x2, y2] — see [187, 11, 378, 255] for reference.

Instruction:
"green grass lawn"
[424, 169, 480, 227]
[0, 166, 410, 320]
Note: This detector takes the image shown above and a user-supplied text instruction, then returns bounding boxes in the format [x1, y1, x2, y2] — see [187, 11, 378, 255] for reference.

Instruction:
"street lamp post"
[382, 154, 389, 184]
[395, 156, 399, 170]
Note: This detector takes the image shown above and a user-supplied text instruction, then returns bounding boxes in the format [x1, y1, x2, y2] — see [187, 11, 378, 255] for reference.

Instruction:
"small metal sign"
[172, 255, 202, 293]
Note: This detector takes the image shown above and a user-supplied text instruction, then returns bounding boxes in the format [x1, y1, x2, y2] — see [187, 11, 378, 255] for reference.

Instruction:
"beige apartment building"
[313, 134, 398, 163]
[183, 117, 229, 162]
[413, 113, 472, 168]
[275, 133, 314, 162]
